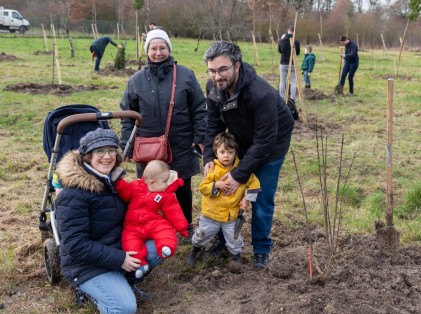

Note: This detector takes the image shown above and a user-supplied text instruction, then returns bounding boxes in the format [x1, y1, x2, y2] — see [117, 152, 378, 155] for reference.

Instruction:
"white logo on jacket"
[154, 194, 162, 203]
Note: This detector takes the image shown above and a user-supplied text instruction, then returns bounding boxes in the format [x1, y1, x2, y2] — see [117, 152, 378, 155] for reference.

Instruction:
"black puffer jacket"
[55, 151, 126, 288]
[204, 62, 294, 184]
[344, 40, 359, 64]
[120, 56, 207, 179]
[278, 33, 300, 65]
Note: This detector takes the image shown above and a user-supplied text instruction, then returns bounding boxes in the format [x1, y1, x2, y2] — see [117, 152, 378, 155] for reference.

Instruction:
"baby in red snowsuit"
[115, 160, 188, 279]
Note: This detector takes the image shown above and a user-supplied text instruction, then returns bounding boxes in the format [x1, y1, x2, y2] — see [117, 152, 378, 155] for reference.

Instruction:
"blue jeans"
[251, 157, 285, 254]
[79, 271, 137, 314]
[90, 46, 103, 71]
[79, 240, 162, 313]
[303, 70, 311, 86]
[340, 62, 359, 94]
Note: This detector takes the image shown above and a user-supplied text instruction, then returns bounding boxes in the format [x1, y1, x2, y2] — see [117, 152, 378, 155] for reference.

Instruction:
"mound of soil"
[303, 88, 330, 101]
[0, 52, 19, 61]
[100, 64, 137, 77]
[139, 223, 421, 314]
[4, 83, 116, 95]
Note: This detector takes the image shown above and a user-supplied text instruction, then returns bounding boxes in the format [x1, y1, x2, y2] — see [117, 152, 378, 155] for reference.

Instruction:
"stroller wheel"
[44, 239, 61, 284]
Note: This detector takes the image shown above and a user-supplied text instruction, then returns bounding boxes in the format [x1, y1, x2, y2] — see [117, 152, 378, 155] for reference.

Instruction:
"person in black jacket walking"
[203, 41, 294, 270]
[278, 26, 300, 102]
[90, 36, 122, 71]
[339, 35, 359, 95]
[55, 128, 162, 313]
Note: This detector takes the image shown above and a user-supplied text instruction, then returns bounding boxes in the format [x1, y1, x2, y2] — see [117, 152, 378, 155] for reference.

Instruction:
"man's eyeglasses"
[92, 148, 118, 157]
[206, 64, 234, 77]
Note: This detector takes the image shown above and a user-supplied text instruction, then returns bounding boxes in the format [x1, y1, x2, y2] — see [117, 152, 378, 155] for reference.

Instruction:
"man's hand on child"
[215, 180, 229, 190]
[204, 161, 214, 177]
[220, 172, 240, 196]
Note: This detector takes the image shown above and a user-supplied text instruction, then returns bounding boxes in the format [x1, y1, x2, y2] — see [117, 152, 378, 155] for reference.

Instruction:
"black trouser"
[340, 61, 359, 94]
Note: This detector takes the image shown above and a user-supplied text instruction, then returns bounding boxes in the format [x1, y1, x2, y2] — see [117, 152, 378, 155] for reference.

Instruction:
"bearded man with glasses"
[202, 41, 294, 270]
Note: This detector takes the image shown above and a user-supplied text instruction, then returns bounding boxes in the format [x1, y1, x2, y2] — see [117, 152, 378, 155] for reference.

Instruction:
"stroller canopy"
[43, 104, 110, 162]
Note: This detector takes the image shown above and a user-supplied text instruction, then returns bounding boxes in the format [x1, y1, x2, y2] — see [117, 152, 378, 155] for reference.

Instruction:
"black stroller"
[38, 104, 141, 284]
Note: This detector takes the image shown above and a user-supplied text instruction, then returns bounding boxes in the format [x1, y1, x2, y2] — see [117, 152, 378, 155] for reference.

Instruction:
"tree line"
[3, 0, 421, 48]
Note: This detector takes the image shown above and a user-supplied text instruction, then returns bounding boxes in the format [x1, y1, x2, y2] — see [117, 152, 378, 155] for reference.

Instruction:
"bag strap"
[164, 63, 176, 136]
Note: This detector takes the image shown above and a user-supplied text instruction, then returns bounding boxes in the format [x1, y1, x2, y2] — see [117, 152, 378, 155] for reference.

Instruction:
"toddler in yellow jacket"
[186, 132, 261, 265]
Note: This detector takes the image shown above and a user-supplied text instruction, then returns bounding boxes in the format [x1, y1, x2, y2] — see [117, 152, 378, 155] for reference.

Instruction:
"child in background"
[186, 132, 261, 266]
[115, 160, 188, 279]
[301, 45, 316, 89]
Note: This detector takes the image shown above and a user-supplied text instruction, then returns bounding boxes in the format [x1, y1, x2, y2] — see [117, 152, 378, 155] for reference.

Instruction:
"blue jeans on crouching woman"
[79, 240, 162, 313]
[251, 156, 285, 254]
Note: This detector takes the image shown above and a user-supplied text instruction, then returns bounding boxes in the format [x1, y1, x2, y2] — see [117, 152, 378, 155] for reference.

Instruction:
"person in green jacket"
[90, 36, 122, 71]
[301, 45, 316, 89]
[186, 132, 261, 266]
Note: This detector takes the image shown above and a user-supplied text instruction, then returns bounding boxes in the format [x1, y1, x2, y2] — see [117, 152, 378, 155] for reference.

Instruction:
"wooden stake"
[91, 24, 96, 39]
[291, 51, 307, 124]
[117, 23, 120, 41]
[386, 78, 394, 227]
[396, 19, 409, 76]
[94, 24, 99, 38]
[380, 33, 388, 57]
[51, 24, 62, 85]
[251, 31, 259, 66]
[317, 33, 325, 61]
[139, 33, 144, 57]
[375, 78, 400, 250]
[41, 23, 49, 52]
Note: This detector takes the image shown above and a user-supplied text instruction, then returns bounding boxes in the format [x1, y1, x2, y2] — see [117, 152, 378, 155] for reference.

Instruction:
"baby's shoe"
[135, 264, 149, 278]
[162, 246, 172, 257]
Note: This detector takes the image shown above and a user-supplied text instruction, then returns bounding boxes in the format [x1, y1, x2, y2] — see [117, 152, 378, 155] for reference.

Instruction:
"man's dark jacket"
[344, 40, 359, 64]
[278, 33, 300, 65]
[90, 36, 118, 55]
[204, 62, 294, 184]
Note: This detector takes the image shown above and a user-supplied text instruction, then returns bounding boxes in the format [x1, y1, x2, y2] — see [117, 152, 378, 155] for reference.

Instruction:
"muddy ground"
[137, 221, 421, 314]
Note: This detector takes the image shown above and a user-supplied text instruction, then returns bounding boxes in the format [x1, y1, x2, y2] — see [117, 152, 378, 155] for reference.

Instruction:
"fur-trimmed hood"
[56, 150, 123, 194]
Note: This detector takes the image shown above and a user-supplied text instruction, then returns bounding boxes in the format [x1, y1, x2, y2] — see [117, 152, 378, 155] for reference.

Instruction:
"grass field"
[0, 32, 420, 311]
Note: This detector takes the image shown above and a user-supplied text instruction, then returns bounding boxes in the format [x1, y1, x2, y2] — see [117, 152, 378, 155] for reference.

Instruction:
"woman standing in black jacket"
[55, 128, 161, 313]
[120, 29, 207, 240]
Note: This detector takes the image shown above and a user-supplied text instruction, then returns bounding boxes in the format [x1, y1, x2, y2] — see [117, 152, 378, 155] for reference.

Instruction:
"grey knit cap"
[78, 128, 119, 155]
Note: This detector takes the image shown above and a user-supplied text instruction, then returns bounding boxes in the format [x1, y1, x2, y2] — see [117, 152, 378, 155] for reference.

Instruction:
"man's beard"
[214, 71, 236, 92]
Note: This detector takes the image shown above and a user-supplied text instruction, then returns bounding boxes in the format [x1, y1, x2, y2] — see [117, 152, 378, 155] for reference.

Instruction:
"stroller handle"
[56, 111, 142, 134]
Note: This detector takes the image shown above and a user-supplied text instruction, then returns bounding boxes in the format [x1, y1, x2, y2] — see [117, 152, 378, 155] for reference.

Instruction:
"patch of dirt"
[303, 88, 331, 101]
[375, 74, 414, 81]
[135, 220, 421, 314]
[260, 73, 279, 86]
[4, 83, 117, 95]
[293, 114, 342, 140]
[100, 64, 138, 77]
[0, 52, 20, 61]
[33, 50, 53, 56]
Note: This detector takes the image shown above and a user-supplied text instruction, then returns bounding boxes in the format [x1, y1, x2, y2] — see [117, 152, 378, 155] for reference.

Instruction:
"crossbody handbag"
[132, 63, 176, 164]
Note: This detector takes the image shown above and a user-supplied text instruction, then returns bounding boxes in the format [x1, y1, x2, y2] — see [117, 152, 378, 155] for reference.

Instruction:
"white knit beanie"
[145, 29, 172, 53]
